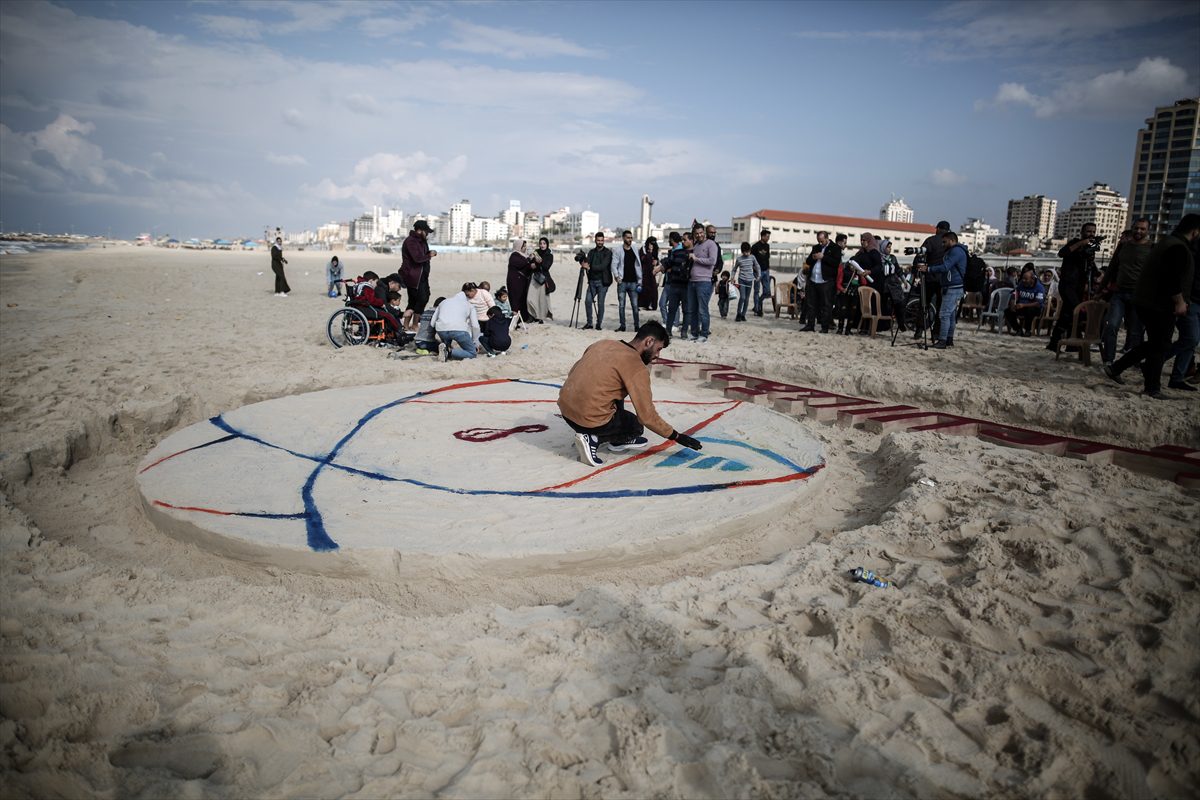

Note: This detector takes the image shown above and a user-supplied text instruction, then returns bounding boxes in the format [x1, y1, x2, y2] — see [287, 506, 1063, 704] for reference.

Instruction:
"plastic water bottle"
[850, 567, 893, 588]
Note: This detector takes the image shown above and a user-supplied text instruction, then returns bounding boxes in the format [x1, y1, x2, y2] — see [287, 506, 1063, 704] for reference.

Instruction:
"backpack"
[964, 252, 987, 292]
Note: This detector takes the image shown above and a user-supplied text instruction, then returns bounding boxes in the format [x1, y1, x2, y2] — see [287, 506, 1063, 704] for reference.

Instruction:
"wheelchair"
[326, 302, 397, 348]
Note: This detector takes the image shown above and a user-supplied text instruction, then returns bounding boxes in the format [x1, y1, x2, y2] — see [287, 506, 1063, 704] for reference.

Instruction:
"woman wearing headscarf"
[529, 236, 554, 322]
[507, 239, 540, 323]
[637, 236, 660, 311]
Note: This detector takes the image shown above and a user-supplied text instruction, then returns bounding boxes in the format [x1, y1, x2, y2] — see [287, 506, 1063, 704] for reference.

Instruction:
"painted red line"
[408, 399, 733, 406]
[532, 402, 743, 493]
[139, 449, 193, 474]
[153, 499, 233, 516]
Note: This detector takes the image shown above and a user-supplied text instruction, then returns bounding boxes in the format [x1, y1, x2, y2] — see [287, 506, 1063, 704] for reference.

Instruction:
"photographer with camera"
[1048, 222, 1102, 352]
[579, 232, 613, 330]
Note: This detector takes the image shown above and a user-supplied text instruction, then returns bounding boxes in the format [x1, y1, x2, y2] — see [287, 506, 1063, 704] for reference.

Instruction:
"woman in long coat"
[507, 239, 539, 323]
[637, 236, 660, 311]
[529, 236, 554, 321]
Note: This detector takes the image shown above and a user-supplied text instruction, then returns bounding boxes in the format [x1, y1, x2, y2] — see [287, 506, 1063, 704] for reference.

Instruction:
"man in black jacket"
[1104, 214, 1199, 398]
[801, 231, 841, 332]
[1048, 222, 1100, 351]
[913, 220, 949, 338]
[580, 231, 613, 330]
[750, 229, 771, 316]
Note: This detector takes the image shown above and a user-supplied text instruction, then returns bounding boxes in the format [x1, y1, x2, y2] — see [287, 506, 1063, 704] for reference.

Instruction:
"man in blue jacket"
[922, 230, 968, 349]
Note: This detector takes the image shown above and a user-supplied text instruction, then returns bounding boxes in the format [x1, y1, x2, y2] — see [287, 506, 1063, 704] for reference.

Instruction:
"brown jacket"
[557, 340, 673, 439]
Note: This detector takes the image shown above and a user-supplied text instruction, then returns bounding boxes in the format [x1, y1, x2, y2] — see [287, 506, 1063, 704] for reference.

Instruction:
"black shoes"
[582, 323, 594, 330]
[1103, 364, 1124, 385]
[1168, 381, 1197, 392]
[574, 433, 603, 466]
[932, 340, 948, 350]
[616, 325, 626, 332]
[800, 326, 815, 332]
[608, 436, 649, 452]
[1144, 390, 1168, 400]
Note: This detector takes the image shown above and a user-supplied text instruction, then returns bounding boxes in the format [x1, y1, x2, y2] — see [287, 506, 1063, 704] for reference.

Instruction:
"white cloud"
[979, 57, 1192, 118]
[266, 152, 308, 166]
[282, 108, 307, 129]
[930, 168, 967, 188]
[196, 14, 264, 40]
[343, 93, 381, 115]
[307, 151, 469, 209]
[441, 20, 603, 59]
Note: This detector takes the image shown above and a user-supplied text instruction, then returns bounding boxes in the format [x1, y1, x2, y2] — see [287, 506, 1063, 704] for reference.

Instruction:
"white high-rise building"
[449, 200, 472, 245]
[1058, 182, 1129, 260]
[522, 212, 542, 242]
[468, 217, 511, 245]
[958, 217, 1001, 252]
[378, 207, 405, 239]
[1005, 195, 1058, 241]
[501, 200, 521, 228]
[880, 195, 914, 224]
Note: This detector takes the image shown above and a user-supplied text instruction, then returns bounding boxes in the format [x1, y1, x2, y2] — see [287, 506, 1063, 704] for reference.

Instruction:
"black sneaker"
[932, 340, 948, 350]
[582, 323, 594, 330]
[616, 325, 626, 332]
[1144, 390, 1168, 400]
[608, 436, 649, 452]
[1167, 381, 1197, 392]
[574, 433, 603, 466]
[1103, 364, 1124, 385]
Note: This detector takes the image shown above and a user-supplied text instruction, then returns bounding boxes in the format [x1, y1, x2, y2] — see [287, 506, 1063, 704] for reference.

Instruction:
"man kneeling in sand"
[558, 320, 703, 466]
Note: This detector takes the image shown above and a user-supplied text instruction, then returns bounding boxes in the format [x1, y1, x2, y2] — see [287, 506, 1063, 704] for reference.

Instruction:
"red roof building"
[731, 209, 937, 254]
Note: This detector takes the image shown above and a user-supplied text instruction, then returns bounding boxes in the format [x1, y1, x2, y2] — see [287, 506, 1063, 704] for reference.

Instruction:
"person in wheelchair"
[350, 271, 404, 343]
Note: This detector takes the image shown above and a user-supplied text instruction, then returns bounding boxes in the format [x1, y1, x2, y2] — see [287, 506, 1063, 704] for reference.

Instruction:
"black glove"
[671, 431, 702, 451]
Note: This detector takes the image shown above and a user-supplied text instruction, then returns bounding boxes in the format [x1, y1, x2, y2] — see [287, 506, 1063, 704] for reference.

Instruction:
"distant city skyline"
[1, 0, 1198, 239]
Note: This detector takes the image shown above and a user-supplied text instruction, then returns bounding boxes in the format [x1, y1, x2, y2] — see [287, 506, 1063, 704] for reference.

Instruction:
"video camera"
[573, 249, 588, 264]
[1086, 235, 1106, 252]
[903, 246, 926, 256]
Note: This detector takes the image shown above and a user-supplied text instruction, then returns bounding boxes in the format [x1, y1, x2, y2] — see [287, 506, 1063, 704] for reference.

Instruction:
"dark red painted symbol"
[453, 424, 549, 443]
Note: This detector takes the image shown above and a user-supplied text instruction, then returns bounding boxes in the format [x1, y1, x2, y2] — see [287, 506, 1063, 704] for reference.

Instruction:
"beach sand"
[1, 246, 1198, 798]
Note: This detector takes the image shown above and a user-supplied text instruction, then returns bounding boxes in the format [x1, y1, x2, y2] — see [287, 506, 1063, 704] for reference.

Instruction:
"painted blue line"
[697, 436, 809, 472]
[233, 511, 309, 520]
[656, 449, 700, 468]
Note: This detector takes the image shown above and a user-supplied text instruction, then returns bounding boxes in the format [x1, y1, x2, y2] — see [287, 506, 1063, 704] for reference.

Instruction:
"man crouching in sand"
[558, 320, 703, 466]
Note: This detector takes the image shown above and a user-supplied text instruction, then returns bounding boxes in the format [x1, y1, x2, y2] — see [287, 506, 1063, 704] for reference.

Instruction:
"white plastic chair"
[978, 288, 1012, 332]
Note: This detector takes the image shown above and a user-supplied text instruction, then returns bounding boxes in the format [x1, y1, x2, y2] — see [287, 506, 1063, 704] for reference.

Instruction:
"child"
[469, 280, 495, 322]
[733, 242, 758, 321]
[413, 296, 444, 356]
[716, 271, 731, 318]
[479, 306, 512, 357]
[326, 255, 344, 297]
[494, 287, 513, 318]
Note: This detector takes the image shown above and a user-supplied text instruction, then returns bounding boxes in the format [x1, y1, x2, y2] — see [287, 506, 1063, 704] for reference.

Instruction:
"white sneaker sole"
[574, 434, 603, 466]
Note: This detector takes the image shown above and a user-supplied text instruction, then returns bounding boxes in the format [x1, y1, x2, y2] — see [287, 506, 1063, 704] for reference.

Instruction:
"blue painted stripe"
[697, 436, 808, 472]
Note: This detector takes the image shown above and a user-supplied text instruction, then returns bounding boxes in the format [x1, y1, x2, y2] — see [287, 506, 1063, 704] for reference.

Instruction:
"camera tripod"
[891, 275, 935, 350]
[569, 266, 586, 329]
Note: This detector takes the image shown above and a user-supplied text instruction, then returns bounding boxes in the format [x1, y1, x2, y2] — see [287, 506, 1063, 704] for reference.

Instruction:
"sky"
[1, 0, 1198, 240]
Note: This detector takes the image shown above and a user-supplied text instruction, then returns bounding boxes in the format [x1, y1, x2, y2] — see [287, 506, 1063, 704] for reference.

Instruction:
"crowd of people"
[287, 211, 1198, 393]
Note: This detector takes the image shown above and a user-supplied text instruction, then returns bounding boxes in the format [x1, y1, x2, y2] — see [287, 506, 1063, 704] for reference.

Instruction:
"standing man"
[1105, 214, 1199, 398]
[270, 236, 290, 297]
[1049, 222, 1100, 352]
[614, 229, 642, 332]
[557, 321, 703, 466]
[924, 230, 968, 349]
[661, 231, 691, 333]
[431, 282, 482, 361]
[581, 231, 613, 330]
[750, 228, 772, 316]
[915, 220, 950, 339]
[1099, 217, 1152, 365]
[687, 225, 719, 342]
[801, 231, 840, 332]
[401, 219, 438, 319]
[705, 224, 723, 284]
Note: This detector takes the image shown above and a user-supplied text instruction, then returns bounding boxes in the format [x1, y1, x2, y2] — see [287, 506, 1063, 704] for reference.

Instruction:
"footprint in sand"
[1072, 526, 1130, 589]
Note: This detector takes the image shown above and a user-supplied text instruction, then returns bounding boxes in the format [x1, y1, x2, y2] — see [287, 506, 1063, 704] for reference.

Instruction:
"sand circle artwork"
[137, 378, 825, 568]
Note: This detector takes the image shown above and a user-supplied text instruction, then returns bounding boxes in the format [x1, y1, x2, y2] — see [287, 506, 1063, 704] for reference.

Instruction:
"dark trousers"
[271, 261, 290, 294]
[1112, 305, 1176, 394]
[563, 401, 643, 444]
[1005, 306, 1040, 335]
[805, 279, 833, 330]
[1050, 283, 1084, 343]
[407, 265, 431, 315]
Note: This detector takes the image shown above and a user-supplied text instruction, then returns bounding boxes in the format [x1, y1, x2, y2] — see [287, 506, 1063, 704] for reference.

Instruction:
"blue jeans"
[939, 286, 964, 343]
[617, 281, 639, 329]
[687, 280, 713, 338]
[1169, 301, 1199, 383]
[438, 329, 477, 359]
[663, 284, 686, 333]
[1101, 290, 1144, 363]
[755, 269, 770, 314]
[737, 281, 753, 319]
[585, 278, 608, 327]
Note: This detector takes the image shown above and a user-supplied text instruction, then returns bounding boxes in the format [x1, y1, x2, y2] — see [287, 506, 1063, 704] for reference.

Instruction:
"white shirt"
[431, 292, 480, 337]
